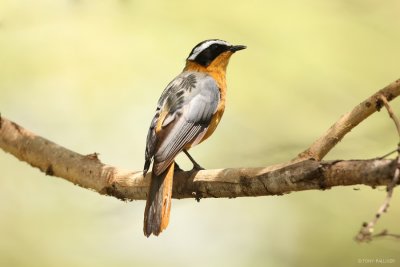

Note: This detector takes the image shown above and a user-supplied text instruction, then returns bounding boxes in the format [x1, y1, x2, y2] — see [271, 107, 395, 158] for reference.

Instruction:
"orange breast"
[200, 73, 226, 143]
[200, 102, 225, 143]
[183, 51, 233, 146]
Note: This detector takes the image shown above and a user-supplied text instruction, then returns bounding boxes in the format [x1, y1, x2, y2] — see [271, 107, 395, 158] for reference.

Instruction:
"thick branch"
[1, 78, 400, 201]
[295, 78, 400, 161]
[0, 116, 397, 200]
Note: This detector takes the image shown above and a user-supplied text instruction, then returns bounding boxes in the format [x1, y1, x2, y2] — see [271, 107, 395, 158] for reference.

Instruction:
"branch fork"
[1, 78, 400, 241]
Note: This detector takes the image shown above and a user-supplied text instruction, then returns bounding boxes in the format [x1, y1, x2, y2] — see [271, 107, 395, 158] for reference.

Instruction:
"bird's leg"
[183, 149, 205, 170]
[174, 161, 183, 172]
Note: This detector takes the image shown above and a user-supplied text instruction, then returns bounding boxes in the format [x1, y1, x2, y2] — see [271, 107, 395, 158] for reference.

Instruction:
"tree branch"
[0, 118, 396, 201]
[355, 94, 400, 242]
[295, 78, 400, 161]
[1, 78, 400, 201]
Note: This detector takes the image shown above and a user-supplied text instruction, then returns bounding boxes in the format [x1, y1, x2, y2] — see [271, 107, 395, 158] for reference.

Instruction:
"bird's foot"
[183, 149, 205, 171]
[191, 162, 205, 171]
[174, 162, 184, 172]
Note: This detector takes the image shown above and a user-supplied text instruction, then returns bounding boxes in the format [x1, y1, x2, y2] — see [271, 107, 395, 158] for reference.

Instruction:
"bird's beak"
[230, 45, 247, 52]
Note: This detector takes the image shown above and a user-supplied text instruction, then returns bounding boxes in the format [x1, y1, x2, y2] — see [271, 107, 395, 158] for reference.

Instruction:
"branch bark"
[355, 94, 400, 242]
[0, 78, 400, 201]
[295, 78, 400, 161]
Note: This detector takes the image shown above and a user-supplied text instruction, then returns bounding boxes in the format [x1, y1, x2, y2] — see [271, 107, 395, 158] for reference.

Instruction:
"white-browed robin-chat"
[143, 39, 246, 237]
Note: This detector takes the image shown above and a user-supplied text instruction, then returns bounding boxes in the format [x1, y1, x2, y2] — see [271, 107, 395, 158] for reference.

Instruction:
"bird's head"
[186, 39, 246, 70]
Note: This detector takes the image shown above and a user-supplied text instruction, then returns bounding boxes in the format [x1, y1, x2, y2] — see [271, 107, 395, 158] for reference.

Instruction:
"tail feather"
[143, 162, 174, 237]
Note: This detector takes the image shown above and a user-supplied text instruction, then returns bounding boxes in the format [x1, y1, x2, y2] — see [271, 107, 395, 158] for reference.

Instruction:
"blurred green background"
[1, 1, 400, 266]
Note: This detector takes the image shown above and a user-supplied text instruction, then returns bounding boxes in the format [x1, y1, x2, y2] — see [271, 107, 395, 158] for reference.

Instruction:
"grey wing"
[144, 71, 220, 176]
[144, 75, 186, 174]
[143, 112, 159, 175]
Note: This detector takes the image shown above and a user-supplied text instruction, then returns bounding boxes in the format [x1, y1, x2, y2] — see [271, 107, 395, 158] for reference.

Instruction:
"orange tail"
[143, 162, 174, 237]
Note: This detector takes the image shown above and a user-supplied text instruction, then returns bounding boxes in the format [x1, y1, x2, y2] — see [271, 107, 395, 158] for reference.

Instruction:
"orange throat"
[183, 51, 234, 145]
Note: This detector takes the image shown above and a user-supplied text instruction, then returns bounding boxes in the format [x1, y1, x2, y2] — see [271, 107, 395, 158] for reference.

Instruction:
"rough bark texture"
[1, 78, 400, 201]
[0, 116, 397, 200]
[295, 78, 400, 161]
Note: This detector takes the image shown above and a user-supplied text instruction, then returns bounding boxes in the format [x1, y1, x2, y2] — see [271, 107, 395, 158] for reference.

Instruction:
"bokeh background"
[1, 1, 400, 266]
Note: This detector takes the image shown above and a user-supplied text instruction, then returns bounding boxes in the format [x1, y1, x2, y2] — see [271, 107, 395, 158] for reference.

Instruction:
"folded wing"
[144, 71, 220, 175]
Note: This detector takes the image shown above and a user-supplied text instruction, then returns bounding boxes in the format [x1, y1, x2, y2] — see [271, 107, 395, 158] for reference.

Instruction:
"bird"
[143, 39, 246, 237]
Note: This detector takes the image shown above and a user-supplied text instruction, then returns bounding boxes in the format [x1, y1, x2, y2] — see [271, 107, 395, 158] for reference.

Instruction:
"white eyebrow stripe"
[188, 40, 231, 60]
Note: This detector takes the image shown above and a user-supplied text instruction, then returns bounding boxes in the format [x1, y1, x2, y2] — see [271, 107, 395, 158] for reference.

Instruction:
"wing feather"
[145, 71, 220, 175]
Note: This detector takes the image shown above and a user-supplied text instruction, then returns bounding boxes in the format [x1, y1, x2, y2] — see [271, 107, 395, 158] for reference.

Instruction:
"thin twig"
[378, 149, 398, 160]
[372, 230, 400, 240]
[379, 95, 400, 191]
[355, 95, 400, 243]
[380, 95, 400, 137]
